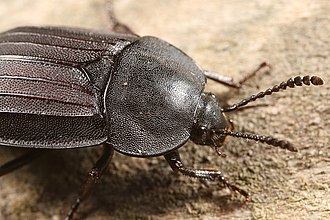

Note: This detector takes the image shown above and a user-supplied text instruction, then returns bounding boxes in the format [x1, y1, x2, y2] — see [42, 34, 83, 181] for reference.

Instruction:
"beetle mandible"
[0, 26, 324, 219]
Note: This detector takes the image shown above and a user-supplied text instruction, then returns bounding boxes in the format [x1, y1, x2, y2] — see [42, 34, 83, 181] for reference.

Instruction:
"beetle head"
[190, 75, 324, 154]
[190, 93, 231, 153]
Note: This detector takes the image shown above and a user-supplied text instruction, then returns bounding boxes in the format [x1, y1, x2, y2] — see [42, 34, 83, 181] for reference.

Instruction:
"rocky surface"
[0, 0, 329, 219]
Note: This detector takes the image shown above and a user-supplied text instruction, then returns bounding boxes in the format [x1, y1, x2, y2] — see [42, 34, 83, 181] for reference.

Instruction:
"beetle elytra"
[0, 26, 324, 219]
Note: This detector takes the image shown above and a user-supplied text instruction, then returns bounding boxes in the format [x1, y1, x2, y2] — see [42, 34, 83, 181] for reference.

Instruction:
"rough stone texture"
[0, 0, 329, 219]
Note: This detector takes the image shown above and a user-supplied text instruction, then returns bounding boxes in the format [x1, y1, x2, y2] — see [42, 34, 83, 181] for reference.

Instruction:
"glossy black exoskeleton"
[0, 26, 324, 219]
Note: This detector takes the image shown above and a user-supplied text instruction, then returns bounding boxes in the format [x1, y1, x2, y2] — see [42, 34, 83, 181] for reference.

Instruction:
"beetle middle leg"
[66, 144, 114, 220]
[204, 62, 270, 89]
[106, 0, 136, 35]
[164, 150, 250, 199]
[0, 149, 46, 176]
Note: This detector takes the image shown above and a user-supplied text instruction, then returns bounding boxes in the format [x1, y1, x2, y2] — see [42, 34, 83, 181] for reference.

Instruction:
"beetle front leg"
[164, 150, 250, 199]
[204, 62, 270, 89]
[65, 144, 114, 220]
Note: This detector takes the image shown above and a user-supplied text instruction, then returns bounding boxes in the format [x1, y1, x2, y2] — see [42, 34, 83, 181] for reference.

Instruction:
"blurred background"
[0, 0, 329, 219]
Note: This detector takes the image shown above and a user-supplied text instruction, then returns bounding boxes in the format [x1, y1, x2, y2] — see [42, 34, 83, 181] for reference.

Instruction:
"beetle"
[0, 26, 324, 219]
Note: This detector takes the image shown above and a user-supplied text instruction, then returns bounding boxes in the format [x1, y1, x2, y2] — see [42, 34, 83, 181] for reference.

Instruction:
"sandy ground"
[0, 0, 329, 219]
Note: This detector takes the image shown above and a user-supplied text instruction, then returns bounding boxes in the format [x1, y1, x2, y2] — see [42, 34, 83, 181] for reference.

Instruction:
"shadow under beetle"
[0, 25, 324, 219]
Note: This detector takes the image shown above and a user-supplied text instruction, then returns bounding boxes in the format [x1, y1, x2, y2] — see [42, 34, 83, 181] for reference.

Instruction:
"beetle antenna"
[216, 129, 297, 152]
[222, 75, 324, 112]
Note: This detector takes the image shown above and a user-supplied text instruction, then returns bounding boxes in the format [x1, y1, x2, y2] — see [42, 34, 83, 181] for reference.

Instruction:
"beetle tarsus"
[66, 144, 114, 220]
[238, 61, 271, 85]
[164, 150, 250, 199]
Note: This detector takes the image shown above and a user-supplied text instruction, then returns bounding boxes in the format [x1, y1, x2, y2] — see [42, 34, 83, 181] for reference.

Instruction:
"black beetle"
[0, 26, 324, 219]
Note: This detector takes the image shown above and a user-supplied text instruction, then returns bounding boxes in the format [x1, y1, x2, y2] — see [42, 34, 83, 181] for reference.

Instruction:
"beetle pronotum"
[0, 26, 324, 219]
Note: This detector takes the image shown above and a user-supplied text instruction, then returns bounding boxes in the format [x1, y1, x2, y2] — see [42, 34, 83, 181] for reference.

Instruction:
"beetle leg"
[204, 62, 270, 89]
[164, 150, 250, 200]
[66, 144, 114, 220]
[106, 1, 136, 35]
[0, 149, 45, 176]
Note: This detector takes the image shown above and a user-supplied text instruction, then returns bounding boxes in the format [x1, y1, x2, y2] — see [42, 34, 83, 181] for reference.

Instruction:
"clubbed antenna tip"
[217, 130, 298, 152]
[222, 75, 324, 112]
[310, 76, 324, 85]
